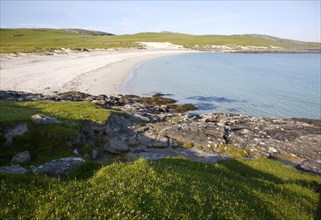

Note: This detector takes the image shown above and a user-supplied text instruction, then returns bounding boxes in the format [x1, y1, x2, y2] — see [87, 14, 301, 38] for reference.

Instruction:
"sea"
[120, 52, 321, 119]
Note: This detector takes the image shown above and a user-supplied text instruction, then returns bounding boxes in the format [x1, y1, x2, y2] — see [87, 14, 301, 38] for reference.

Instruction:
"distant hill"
[0, 28, 320, 53]
[60, 28, 114, 36]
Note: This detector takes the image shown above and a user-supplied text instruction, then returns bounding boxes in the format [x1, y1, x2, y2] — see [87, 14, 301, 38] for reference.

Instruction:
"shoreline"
[0, 49, 196, 96]
[1, 89, 320, 176]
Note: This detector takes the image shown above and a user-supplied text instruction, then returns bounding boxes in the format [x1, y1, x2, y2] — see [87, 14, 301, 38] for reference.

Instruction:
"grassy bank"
[0, 101, 114, 124]
[1, 28, 320, 53]
[0, 101, 116, 165]
[0, 158, 320, 219]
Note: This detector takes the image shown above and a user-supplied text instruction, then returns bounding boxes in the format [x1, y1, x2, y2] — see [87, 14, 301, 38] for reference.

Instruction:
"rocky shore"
[1, 90, 320, 176]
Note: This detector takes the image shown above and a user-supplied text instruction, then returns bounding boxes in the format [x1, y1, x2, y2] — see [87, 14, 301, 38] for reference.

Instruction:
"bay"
[120, 53, 321, 119]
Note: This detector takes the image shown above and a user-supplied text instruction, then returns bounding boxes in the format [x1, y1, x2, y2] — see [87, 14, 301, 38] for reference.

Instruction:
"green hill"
[0, 28, 320, 53]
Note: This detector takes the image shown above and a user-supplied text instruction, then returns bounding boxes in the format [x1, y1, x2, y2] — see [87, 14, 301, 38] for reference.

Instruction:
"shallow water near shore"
[120, 52, 321, 119]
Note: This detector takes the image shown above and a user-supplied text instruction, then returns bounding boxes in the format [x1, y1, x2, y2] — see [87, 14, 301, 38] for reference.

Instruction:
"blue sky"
[1, 1, 320, 42]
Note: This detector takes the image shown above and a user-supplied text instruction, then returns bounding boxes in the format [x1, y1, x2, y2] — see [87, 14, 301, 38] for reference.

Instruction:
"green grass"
[1, 28, 320, 53]
[0, 123, 79, 166]
[0, 101, 118, 165]
[0, 158, 320, 219]
[0, 101, 114, 124]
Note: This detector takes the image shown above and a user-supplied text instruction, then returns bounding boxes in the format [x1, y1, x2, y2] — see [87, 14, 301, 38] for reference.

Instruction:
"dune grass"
[0, 158, 320, 219]
[1, 28, 320, 53]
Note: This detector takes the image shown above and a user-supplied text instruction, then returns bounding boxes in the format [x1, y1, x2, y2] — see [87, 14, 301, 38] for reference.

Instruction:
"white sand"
[0, 49, 194, 96]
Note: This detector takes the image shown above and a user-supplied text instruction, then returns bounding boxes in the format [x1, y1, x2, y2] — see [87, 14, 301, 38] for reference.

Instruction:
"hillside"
[60, 28, 114, 36]
[0, 28, 320, 53]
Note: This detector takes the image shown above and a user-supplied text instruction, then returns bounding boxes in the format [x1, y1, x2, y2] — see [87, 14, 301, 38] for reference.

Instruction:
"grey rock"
[0, 165, 28, 174]
[105, 114, 131, 133]
[126, 152, 138, 162]
[137, 134, 153, 147]
[152, 136, 169, 148]
[11, 151, 31, 163]
[135, 126, 149, 133]
[92, 149, 99, 159]
[127, 134, 139, 146]
[72, 148, 79, 155]
[268, 147, 279, 154]
[32, 157, 85, 176]
[297, 160, 321, 175]
[4, 123, 28, 143]
[104, 136, 129, 154]
[30, 114, 60, 125]
[133, 113, 151, 122]
[130, 145, 147, 153]
[135, 147, 228, 163]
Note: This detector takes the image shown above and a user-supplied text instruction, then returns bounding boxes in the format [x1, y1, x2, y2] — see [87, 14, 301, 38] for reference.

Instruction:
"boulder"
[92, 149, 99, 159]
[30, 114, 60, 125]
[126, 152, 138, 162]
[297, 160, 321, 176]
[0, 165, 28, 174]
[104, 136, 129, 154]
[11, 151, 31, 163]
[152, 136, 169, 148]
[32, 157, 85, 176]
[4, 123, 28, 143]
[137, 134, 153, 147]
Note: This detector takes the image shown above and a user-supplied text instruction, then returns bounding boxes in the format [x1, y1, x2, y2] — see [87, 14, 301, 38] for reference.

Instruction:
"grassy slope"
[0, 158, 320, 219]
[0, 101, 116, 165]
[1, 28, 320, 53]
[0, 101, 114, 124]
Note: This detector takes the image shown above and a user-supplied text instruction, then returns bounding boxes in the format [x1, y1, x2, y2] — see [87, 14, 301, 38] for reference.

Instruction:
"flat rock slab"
[32, 157, 85, 176]
[297, 160, 321, 176]
[129, 147, 228, 163]
[0, 165, 28, 174]
[104, 136, 129, 154]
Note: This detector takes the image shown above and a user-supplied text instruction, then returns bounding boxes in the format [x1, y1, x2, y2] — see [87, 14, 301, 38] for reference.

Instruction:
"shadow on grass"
[315, 185, 321, 220]
[0, 99, 112, 166]
[143, 158, 320, 219]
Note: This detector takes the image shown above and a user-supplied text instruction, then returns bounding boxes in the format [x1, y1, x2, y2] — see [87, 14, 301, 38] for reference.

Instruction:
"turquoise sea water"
[120, 53, 321, 119]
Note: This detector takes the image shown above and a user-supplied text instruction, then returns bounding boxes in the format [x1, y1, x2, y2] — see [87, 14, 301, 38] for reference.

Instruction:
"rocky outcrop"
[32, 157, 85, 176]
[1, 90, 320, 175]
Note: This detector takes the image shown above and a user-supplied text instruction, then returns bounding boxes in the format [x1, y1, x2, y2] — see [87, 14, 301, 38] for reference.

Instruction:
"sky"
[1, 1, 320, 42]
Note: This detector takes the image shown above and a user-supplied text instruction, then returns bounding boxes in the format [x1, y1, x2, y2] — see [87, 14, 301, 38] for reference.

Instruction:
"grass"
[205, 144, 252, 159]
[1, 28, 320, 53]
[0, 158, 320, 219]
[0, 101, 117, 165]
[0, 123, 78, 166]
[0, 101, 114, 124]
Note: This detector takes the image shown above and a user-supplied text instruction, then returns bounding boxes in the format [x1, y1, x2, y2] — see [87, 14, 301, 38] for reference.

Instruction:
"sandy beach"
[0, 48, 194, 96]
